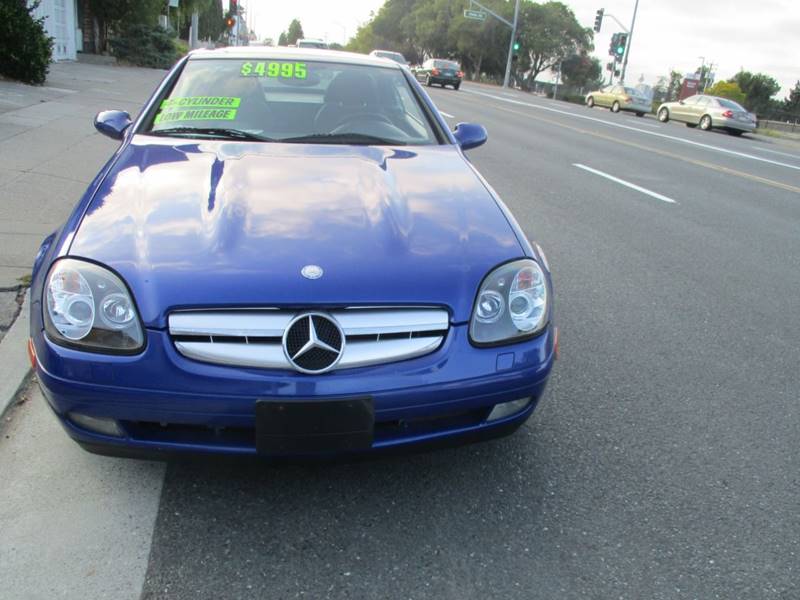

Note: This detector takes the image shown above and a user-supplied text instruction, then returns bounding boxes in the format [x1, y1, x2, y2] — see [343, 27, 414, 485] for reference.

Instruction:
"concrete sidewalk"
[0, 61, 167, 287]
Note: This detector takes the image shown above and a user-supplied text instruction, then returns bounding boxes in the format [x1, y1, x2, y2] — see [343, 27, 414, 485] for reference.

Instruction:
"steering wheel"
[331, 112, 395, 133]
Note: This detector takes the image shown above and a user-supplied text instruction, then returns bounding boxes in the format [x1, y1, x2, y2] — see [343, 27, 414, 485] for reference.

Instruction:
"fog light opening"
[68, 412, 123, 437]
[486, 397, 532, 422]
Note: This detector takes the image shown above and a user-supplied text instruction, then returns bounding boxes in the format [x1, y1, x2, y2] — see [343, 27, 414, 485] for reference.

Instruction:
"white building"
[30, 0, 79, 61]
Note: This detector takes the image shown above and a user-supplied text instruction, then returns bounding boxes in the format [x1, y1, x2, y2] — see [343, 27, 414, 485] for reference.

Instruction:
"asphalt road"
[3, 81, 799, 600]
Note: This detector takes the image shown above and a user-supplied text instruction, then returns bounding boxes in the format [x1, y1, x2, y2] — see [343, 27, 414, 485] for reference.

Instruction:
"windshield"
[717, 98, 746, 111]
[375, 51, 407, 64]
[433, 60, 459, 70]
[297, 40, 327, 49]
[146, 58, 438, 145]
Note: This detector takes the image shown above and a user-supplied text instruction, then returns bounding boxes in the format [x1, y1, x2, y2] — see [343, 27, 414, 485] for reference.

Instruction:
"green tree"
[705, 80, 746, 105]
[785, 81, 800, 115]
[652, 76, 669, 105]
[286, 19, 304, 45]
[515, 2, 592, 88]
[0, 0, 53, 84]
[87, 0, 163, 52]
[667, 70, 683, 101]
[693, 63, 714, 92]
[278, 32, 288, 46]
[731, 70, 780, 115]
[560, 51, 602, 91]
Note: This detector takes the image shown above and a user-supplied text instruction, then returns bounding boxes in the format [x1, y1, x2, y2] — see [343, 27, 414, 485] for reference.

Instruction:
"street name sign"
[464, 9, 487, 21]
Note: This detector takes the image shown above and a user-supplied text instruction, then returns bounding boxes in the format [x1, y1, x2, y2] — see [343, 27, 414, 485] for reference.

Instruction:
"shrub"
[705, 81, 746, 106]
[560, 93, 587, 106]
[110, 24, 180, 69]
[0, 0, 54, 84]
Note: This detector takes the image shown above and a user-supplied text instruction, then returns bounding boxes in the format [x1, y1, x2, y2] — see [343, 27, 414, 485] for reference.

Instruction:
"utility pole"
[703, 62, 715, 93]
[553, 60, 561, 100]
[466, 0, 520, 89]
[619, 0, 639, 83]
[503, 0, 520, 89]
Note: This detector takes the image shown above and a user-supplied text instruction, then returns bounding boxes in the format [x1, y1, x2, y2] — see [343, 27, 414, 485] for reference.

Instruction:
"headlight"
[44, 259, 144, 353]
[470, 259, 549, 345]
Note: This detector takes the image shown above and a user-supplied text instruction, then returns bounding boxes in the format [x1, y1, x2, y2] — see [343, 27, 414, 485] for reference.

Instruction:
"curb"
[0, 290, 31, 418]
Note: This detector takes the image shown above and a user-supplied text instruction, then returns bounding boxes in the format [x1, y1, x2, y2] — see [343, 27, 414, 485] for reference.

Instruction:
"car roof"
[188, 46, 400, 69]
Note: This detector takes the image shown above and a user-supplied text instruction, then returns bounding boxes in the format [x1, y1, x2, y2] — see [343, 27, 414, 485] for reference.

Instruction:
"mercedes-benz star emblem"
[283, 313, 344, 374]
[301, 265, 323, 280]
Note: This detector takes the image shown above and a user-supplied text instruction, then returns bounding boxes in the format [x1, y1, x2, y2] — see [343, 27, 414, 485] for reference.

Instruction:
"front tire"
[700, 115, 712, 131]
[658, 108, 669, 122]
[636, 112, 645, 117]
[587, 96, 595, 108]
[453, 83, 460, 91]
[611, 101, 620, 113]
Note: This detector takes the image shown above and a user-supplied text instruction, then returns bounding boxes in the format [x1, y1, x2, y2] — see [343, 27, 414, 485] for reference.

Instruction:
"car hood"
[69, 138, 522, 327]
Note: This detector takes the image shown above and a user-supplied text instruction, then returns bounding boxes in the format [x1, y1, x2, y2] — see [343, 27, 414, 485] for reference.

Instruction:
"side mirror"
[94, 110, 132, 140]
[453, 122, 487, 151]
[678, 100, 685, 105]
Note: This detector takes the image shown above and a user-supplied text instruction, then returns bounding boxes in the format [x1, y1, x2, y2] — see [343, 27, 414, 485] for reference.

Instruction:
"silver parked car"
[657, 95, 756, 136]
[585, 85, 652, 117]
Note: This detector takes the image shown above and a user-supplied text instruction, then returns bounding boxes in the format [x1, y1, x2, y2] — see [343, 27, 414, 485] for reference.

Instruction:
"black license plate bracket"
[255, 397, 374, 454]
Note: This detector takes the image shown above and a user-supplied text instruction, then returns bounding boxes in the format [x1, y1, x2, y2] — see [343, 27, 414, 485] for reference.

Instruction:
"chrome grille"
[168, 308, 449, 372]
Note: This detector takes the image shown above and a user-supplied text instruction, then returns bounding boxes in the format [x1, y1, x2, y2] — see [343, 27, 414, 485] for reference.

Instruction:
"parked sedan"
[413, 59, 463, 89]
[585, 84, 652, 117]
[30, 47, 556, 459]
[656, 95, 756, 135]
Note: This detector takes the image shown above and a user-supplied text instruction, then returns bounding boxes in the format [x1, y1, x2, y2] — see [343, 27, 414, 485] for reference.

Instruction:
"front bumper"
[34, 323, 555, 458]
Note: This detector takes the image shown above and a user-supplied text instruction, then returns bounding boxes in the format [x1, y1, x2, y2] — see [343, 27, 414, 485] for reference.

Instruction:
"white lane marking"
[464, 88, 800, 172]
[752, 146, 800, 160]
[629, 119, 660, 128]
[439, 110, 455, 118]
[573, 163, 677, 204]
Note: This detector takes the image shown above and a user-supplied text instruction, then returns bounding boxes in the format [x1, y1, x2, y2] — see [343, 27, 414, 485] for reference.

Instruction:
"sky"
[232, 0, 799, 97]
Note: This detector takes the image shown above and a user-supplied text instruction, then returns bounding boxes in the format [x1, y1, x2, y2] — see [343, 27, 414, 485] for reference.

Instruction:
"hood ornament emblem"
[301, 265, 323, 280]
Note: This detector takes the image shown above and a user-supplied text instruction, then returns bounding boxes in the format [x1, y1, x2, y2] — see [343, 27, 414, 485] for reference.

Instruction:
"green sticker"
[160, 96, 241, 109]
[154, 108, 237, 124]
[240, 61, 307, 79]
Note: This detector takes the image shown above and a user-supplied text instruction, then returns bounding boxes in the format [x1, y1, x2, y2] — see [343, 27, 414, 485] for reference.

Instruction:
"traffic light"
[614, 33, 628, 58]
[608, 33, 619, 56]
[226, 16, 235, 28]
[593, 8, 604, 33]
[513, 40, 520, 52]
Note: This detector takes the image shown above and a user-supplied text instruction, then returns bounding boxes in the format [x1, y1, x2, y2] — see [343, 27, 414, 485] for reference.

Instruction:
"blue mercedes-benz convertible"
[29, 47, 557, 458]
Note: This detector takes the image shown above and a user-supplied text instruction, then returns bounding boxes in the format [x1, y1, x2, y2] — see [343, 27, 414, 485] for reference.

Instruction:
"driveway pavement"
[0, 61, 166, 287]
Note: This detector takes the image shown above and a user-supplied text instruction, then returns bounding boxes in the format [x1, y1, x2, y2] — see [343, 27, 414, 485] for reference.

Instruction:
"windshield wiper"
[278, 133, 407, 146]
[147, 127, 275, 142]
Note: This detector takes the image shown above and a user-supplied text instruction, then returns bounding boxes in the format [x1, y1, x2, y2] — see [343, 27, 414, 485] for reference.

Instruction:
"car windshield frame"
[138, 56, 447, 146]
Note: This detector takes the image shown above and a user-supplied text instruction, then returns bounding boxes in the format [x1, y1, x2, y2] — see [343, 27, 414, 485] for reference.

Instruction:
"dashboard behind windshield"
[146, 58, 439, 145]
